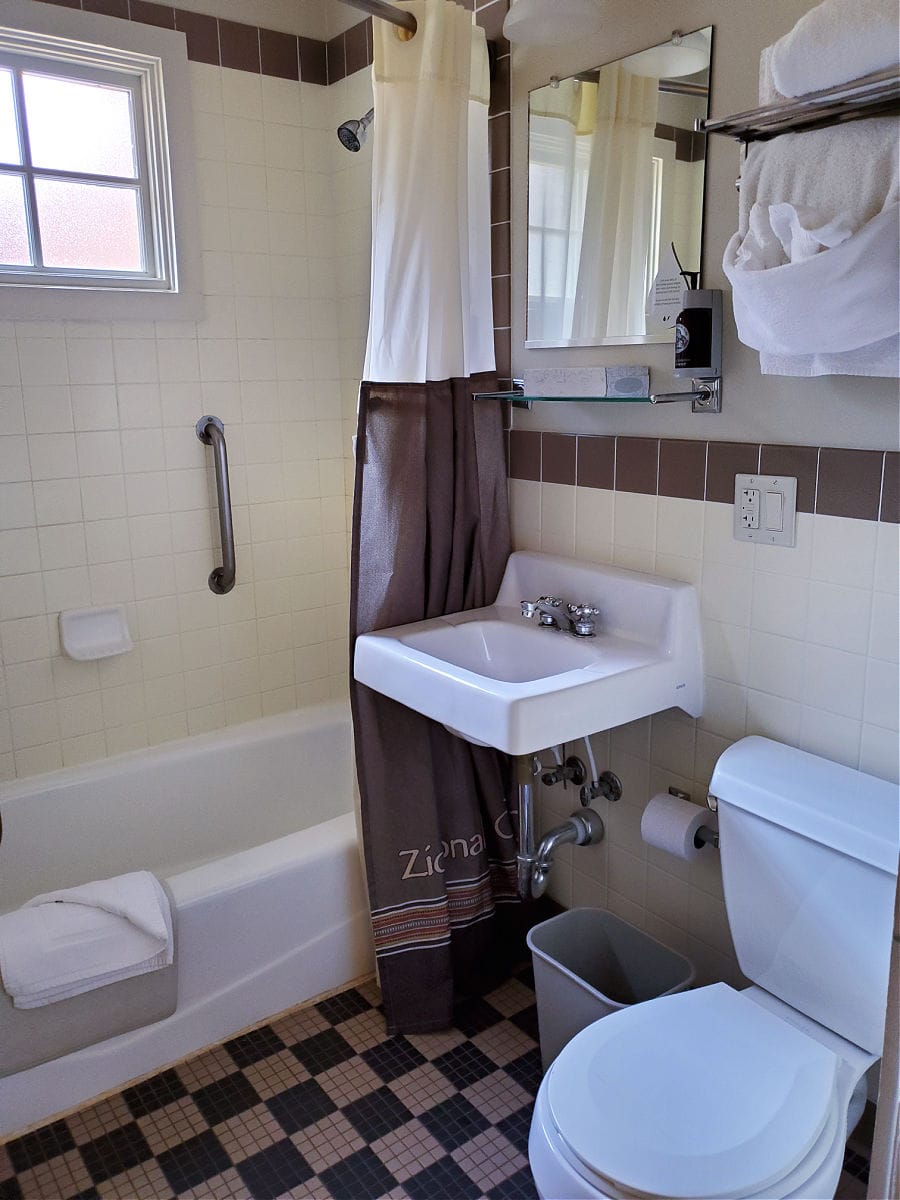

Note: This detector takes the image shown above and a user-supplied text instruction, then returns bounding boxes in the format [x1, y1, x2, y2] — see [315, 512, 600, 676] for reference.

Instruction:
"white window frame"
[0, 0, 200, 321]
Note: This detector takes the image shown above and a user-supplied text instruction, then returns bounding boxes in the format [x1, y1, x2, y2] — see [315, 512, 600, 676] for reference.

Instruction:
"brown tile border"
[508, 430, 540, 483]
[259, 27, 300, 81]
[659, 438, 706, 502]
[576, 436, 615, 491]
[507, 434, 897, 523]
[615, 437, 658, 496]
[706, 441, 760, 504]
[219, 18, 260, 73]
[881, 452, 899, 524]
[57, 0, 351, 83]
[541, 433, 575, 486]
[817, 448, 884, 522]
[759, 443, 818, 514]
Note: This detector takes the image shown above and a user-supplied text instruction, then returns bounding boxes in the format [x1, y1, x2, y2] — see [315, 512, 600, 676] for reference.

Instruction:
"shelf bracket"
[649, 378, 721, 413]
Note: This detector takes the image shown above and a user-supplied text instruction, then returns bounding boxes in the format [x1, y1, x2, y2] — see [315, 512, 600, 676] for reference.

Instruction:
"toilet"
[528, 736, 898, 1200]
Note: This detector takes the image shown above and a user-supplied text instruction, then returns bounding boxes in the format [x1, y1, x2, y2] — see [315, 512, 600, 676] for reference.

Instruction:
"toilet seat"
[545, 984, 842, 1200]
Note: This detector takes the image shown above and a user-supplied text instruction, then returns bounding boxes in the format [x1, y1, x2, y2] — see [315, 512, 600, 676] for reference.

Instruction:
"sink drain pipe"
[515, 754, 538, 900]
[514, 754, 605, 899]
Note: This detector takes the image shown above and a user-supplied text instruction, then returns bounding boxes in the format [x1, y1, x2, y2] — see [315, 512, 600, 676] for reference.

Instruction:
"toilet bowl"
[527, 738, 898, 1200]
[528, 983, 874, 1200]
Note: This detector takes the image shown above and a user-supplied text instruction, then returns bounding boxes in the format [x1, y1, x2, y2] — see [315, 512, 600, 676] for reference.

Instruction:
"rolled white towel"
[771, 0, 899, 98]
[0, 871, 174, 1009]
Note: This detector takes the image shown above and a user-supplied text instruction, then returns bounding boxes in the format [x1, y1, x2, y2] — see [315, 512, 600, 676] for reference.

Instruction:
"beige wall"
[507, 0, 898, 983]
[509, 0, 900, 448]
[0, 57, 371, 780]
[520, 479, 898, 984]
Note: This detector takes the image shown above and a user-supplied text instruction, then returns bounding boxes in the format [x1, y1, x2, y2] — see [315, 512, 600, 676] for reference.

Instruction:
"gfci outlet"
[734, 474, 797, 546]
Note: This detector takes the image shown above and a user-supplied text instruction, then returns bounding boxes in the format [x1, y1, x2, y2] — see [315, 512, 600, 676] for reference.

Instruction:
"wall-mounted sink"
[353, 551, 703, 755]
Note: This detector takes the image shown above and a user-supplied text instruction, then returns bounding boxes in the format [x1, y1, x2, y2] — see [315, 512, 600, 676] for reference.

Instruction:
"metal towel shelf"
[697, 67, 900, 143]
[196, 416, 236, 595]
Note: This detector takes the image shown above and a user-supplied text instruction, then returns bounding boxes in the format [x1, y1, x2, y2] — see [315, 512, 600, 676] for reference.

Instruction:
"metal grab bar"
[196, 416, 236, 595]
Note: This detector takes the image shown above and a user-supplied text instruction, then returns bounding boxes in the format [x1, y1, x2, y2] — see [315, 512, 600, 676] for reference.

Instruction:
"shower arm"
[337, 0, 417, 39]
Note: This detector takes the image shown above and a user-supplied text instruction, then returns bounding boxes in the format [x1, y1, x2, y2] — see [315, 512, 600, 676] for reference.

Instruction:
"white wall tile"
[751, 571, 808, 640]
[747, 631, 805, 702]
[23, 386, 73, 434]
[802, 644, 867, 720]
[797, 707, 861, 768]
[806, 582, 872, 655]
[810, 515, 877, 588]
[28, 434, 77, 480]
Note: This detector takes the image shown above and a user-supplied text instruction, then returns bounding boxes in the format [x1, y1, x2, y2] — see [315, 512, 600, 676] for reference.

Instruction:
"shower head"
[337, 107, 374, 152]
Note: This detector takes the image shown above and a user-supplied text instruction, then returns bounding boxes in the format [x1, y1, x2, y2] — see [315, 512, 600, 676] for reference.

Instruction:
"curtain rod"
[337, 0, 417, 39]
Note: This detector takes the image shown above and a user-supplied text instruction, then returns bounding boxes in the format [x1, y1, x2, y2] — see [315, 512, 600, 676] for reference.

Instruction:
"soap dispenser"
[650, 288, 723, 412]
[674, 289, 722, 380]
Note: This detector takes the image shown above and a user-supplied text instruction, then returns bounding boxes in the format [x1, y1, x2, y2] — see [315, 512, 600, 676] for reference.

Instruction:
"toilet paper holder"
[669, 787, 720, 850]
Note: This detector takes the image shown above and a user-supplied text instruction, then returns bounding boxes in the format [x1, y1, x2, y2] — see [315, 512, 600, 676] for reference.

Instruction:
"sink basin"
[353, 551, 703, 755]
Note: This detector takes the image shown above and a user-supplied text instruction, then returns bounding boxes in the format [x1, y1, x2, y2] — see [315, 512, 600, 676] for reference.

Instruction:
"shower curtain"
[350, 0, 518, 1034]
[572, 64, 660, 339]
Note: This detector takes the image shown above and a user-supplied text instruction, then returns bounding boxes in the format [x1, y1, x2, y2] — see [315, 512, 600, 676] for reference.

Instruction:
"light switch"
[734, 474, 797, 546]
[765, 492, 784, 532]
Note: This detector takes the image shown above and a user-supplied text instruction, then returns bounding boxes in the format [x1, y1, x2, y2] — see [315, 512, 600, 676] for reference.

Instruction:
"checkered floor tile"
[0, 970, 542, 1200]
[0, 967, 873, 1200]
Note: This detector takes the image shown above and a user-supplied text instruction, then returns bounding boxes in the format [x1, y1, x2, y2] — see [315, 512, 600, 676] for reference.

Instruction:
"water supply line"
[514, 753, 608, 899]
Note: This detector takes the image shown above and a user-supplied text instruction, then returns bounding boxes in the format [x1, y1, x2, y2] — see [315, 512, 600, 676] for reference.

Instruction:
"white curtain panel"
[363, 0, 495, 383]
[527, 79, 590, 342]
[572, 64, 659, 340]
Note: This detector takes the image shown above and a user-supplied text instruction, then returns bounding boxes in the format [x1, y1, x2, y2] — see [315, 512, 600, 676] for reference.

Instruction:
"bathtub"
[0, 702, 374, 1137]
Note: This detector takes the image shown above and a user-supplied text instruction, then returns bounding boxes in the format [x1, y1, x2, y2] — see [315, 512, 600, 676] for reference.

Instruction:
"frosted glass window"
[36, 179, 142, 271]
[0, 172, 31, 265]
[0, 19, 188, 307]
[23, 72, 137, 179]
[0, 69, 21, 165]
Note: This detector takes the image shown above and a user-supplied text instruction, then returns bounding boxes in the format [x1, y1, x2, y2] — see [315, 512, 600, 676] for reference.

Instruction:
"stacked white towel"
[770, 0, 898, 97]
[724, 0, 900, 377]
[0, 872, 174, 1009]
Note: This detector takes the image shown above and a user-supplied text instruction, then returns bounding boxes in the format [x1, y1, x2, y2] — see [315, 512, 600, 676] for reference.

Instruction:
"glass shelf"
[475, 391, 652, 407]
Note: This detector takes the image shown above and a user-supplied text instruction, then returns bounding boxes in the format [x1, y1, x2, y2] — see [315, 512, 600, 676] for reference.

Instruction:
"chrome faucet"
[520, 595, 599, 637]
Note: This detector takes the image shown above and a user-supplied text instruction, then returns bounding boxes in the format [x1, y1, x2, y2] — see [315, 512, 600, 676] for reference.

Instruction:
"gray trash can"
[527, 907, 695, 1070]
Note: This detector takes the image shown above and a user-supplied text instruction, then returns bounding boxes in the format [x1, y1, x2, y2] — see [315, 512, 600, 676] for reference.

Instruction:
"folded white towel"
[726, 107, 899, 375]
[724, 203, 900, 360]
[760, 334, 900, 378]
[771, 0, 899, 98]
[0, 872, 174, 1009]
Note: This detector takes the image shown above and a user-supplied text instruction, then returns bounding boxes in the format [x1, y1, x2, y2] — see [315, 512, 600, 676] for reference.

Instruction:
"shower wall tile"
[0, 58, 363, 781]
[516, 469, 899, 986]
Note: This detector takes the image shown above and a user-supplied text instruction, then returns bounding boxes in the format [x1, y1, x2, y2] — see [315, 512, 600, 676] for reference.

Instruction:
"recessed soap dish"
[59, 606, 134, 661]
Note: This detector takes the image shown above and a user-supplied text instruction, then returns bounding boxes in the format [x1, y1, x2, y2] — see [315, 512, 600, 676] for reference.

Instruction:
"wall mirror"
[526, 27, 712, 348]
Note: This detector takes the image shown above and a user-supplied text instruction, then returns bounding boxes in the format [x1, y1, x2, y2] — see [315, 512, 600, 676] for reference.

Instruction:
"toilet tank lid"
[710, 737, 899, 874]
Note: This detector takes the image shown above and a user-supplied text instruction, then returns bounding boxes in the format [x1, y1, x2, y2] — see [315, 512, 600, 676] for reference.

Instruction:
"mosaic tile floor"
[0, 971, 542, 1200]
[0, 967, 874, 1200]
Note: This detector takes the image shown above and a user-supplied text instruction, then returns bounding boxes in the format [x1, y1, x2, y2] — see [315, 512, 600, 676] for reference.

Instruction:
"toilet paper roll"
[641, 793, 714, 862]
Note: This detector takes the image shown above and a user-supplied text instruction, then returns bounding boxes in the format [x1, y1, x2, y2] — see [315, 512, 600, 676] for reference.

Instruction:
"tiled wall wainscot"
[0, 57, 364, 781]
[508, 431, 899, 985]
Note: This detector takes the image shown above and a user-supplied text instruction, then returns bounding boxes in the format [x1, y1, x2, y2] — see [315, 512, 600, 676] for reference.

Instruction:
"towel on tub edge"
[0, 871, 174, 1009]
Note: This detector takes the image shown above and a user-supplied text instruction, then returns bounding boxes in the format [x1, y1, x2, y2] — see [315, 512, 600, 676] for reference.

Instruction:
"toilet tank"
[710, 737, 899, 1055]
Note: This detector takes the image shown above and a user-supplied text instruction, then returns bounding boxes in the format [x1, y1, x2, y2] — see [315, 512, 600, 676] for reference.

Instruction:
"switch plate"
[734, 474, 797, 546]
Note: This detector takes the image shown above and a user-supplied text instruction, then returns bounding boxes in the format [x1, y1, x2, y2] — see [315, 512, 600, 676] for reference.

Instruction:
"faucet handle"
[539, 595, 563, 607]
[567, 603, 600, 617]
[520, 600, 537, 619]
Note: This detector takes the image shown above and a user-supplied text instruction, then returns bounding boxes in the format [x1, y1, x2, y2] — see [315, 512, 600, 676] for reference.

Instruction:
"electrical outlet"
[740, 488, 760, 528]
[734, 475, 797, 546]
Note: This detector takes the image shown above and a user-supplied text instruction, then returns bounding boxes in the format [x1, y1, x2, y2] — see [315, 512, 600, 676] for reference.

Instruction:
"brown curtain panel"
[349, 376, 519, 1034]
